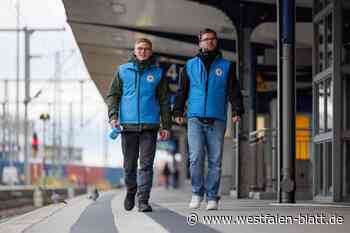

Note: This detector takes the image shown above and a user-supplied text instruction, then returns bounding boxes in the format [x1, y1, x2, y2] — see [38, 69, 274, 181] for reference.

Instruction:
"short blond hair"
[135, 38, 152, 48]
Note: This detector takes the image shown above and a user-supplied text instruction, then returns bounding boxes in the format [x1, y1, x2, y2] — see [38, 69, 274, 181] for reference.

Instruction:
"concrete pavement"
[1, 185, 350, 233]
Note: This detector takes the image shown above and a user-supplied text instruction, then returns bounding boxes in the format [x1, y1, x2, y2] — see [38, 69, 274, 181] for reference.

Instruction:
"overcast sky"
[0, 0, 123, 167]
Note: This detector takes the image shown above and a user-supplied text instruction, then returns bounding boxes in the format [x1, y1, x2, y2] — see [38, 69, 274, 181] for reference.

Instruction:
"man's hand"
[159, 130, 171, 141]
[175, 117, 185, 125]
[232, 116, 241, 123]
[109, 119, 119, 128]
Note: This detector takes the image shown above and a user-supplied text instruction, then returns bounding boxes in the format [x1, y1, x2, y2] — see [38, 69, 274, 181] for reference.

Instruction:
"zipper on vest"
[204, 68, 209, 117]
[134, 73, 137, 90]
[204, 56, 219, 117]
[137, 72, 141, 124]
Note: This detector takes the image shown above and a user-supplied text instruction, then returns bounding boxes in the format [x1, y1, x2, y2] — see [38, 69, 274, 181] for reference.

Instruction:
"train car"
[84, 166, 104, 186]
[0, 159, 124, 188]
[65, 164, 87, 187]
[104, 167, 124, 188]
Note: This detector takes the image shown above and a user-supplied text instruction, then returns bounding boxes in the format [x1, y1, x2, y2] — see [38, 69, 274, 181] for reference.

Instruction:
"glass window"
[296, 115, 311, 160]
[316, 82, 325, 133]
[326, 79, 333, 131]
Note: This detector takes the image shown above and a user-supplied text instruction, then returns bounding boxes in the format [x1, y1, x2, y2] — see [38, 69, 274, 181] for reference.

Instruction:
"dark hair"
[198, 28, 217, 41]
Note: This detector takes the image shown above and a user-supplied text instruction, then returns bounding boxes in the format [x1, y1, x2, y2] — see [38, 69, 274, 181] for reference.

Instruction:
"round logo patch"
[146, 75, 155, 82]
[215, 68, 223, 77]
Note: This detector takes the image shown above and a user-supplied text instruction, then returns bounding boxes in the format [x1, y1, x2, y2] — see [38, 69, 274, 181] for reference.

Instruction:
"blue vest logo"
[146, 75, 155, 82]
[215, 68, 223, 77]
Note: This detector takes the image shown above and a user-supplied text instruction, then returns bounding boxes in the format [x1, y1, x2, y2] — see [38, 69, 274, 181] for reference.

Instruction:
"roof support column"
[277, 0, 296, 203]
[237, 23, 257, 197]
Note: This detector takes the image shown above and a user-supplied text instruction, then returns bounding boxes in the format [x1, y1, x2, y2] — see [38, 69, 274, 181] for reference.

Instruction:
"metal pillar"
[43, 119, 47, 164]
[40, 112, 50, 177]
[53, 51, 63, 177]
[250, 47, 257, 133]
[68, 102, 74, 163]
[2, 88, 7, 162]
[3, 80, 11, 164]
[278, 0, 296, 203]
[15, 0, 21, 162]
[249, 46, 258, 192]
[236, 24, 253, 197]
[80, 80, 84, 127]
[270, 98, 278, 192]
[333, 0, 343, 202]
[24, 28, 33, 185]
[57, 52, 63, 177]
[52, 54, 59, 177]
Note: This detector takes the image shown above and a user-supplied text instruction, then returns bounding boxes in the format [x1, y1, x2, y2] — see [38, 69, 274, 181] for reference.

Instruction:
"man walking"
[174, 28, 244, 210]
[107, 38, 171, 212]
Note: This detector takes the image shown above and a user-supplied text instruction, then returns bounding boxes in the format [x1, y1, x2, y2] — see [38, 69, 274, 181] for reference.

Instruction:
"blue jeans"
[187, 118, 226, 201]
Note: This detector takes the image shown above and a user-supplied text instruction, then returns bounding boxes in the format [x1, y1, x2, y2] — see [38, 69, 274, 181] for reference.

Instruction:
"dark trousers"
[121, 130, 157, 202]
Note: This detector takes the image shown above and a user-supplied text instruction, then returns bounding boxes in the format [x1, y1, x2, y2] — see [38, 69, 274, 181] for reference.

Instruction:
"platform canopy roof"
[62, 0, 313, 97]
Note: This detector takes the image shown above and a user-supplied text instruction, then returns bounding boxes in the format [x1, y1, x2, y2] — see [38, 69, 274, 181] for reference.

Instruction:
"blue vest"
[118, 62, 162, 124]
[186, 56, 231, 121]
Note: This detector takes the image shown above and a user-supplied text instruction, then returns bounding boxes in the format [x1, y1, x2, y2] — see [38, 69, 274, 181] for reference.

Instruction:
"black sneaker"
[124, 192, 136, 211]
[138, 201, 152, 212]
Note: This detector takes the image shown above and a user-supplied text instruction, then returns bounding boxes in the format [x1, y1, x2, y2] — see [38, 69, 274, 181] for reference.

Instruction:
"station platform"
[1, 184, 350, 233]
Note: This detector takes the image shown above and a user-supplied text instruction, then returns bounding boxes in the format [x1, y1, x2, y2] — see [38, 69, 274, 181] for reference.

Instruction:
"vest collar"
[127, 54, 158, 71]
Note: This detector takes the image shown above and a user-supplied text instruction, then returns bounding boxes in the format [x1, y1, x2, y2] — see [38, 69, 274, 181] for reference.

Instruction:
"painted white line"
[111, 190, 169, 233]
